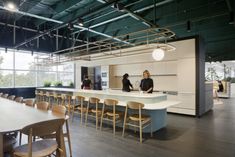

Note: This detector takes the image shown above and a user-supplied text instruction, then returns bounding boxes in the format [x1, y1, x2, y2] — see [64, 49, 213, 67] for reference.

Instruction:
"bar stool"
[71, 95, 86, 124]
[35, 90, 40, 102]
[85, 97, 101, 130]
[100, 99, 123, 135]
[8, 95, 15, 100]
[61, 94, 73, 115]
[53, 92, 62, 105]
[38, 91, 44, 101]
[122, 101, 152, 143]
[45, 92, 54, 109]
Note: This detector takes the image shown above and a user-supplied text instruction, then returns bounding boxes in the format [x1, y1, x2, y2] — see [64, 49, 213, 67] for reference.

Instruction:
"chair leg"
[85, 102, 89, 127]
[19, 132, 22, 145]
[66, 120, 72, 157]
[100, 104, 105, 131]
[71, 103, 75, 123]
[139, 125, 142, 143]
[122, 107, 128, 137]
[150, 121, 153, 137]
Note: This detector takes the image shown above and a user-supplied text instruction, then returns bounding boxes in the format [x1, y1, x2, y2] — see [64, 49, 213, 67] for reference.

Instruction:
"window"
[0, 70, 14, 87]
[0, 48, 75, 88]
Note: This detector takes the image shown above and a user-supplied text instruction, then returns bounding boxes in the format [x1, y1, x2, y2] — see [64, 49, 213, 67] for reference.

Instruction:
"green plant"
[69, 82, 74, 87]
[54, 81, 63, 87]
[43, 81, 51, 87]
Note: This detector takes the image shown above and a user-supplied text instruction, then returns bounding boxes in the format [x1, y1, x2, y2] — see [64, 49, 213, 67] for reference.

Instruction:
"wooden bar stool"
[122, 101, 152, 143]
[34, 90, 40, 103]
[85, 97, 101, 130]
[38, 91, 44, 101]
[53, 92, 62, 105]
[71, 95, 86, 124]
[8, 95, 15, 100]
[100, 99, 123, 135]
[45, 92, 54, 109]
[61, 94, 73, 115]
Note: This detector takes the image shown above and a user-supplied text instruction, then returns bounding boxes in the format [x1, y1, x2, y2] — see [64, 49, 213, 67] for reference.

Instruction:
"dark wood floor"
[5, 98, 235, 157]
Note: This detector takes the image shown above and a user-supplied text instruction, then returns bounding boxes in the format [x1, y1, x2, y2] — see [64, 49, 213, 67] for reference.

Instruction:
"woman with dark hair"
[122, 73, 133, 92]
[81, 75, 92, 89]
[217, 80, 224, 92]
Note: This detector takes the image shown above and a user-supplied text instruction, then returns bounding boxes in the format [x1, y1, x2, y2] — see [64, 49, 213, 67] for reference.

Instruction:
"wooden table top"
[0, 98, 63, 133]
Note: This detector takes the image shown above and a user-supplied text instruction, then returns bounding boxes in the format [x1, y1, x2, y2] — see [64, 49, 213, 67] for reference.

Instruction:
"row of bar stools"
[71, 96, 86, 124]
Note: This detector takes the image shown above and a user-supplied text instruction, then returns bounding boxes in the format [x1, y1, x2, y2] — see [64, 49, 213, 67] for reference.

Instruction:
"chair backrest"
[46, 92, 51, 97]
[8, 95, 15, 100]
[36, 101, 49, 111]
[25, 99, 34, 107]
[127, 101, 144, 110]
[15, 97, 24, 103]
[104, 99, 118, 106]
[3, 94, 9, 98]
[52, 105, 66, 115]
[89, 97, 100, 104]
[0, 93, 3, 97]
[21, 118, 65, 137]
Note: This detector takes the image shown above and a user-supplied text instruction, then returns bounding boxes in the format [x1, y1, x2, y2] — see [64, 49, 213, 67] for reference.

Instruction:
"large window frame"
[0, 48, 75, 88]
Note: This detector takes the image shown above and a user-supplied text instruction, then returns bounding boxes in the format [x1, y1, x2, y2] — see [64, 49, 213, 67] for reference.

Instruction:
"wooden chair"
[53, 93, 62, 105]
[36, 101, 49, 111]
[15, 97, 24, 103]
[61, 94, 72, 115]
[2, 93, 8, 98]
[25, 99, 34, 107]
[45, 92, 54, 109]
[100, 99, 123, 135]
[8, 95, 16, 100]
[52, 105, 72, 157]
[71, 95, 86, 124]
[35, 90, 40, 103]
[85, 97, 101, 130]
[13, 119, 66, 157]
[38, 91, 45, 101]
[122, 101, 152, 143]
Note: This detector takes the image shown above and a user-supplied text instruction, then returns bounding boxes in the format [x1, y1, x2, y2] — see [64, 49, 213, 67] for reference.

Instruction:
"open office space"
[0, 0, 235, 157]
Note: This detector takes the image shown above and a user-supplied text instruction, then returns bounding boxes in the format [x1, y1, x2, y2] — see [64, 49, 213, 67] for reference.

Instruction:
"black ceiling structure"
[0, 0, 234, 61]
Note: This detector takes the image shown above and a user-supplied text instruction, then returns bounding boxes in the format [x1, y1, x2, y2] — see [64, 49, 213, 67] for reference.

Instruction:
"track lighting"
[78, 18, 84, 27]
[68, 23, 74, 30]
[187, 20, 191, 32]
[5, 1, 18, 12]
[152, 48, 165, 61]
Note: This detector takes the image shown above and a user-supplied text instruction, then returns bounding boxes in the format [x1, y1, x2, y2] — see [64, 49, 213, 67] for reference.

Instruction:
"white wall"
[76, 38, 198, 115]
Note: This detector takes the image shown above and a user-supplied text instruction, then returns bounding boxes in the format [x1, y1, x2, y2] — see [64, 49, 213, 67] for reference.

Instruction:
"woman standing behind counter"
[122, 73, 133, 92]
[140, 70, 154, 93]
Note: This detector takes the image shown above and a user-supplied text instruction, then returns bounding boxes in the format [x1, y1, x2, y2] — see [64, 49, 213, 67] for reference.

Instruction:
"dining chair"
[36, 101, 49, 111]
[52, 105, 72, 157]
[61, 94, 72, 115]
[85, 97, 101, 130]
[38, 91, 45, 101]
[15, 97, 24, 103]
[53, 93, 62, 105]
[100, 99, 123, 135]
[8, 95, 16, 100]
[122, 101, 152, 143]
[24, 99, 34, 107]
[45, 92, 54, 109]
[13, 119, 66, 157]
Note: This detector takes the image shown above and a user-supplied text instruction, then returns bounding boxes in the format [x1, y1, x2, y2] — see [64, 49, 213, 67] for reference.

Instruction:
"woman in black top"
[81, 75, 92, 89]
[140, 70, 153, 93]
[122, 73, 133, 92]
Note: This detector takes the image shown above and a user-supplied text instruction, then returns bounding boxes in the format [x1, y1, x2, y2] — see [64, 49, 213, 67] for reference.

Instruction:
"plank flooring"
[5, 98, 235, 157]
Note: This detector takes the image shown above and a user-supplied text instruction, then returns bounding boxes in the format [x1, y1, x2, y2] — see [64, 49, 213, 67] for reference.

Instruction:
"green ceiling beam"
[34, 0, 85, 26]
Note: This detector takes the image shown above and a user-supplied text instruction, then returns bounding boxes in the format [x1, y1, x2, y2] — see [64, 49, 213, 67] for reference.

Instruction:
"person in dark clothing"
[122, 73, 133, 92]
[217, 80, 224, 92]
[140, 70, 154, 93]
[95, 75, 102, 90]
[81, 75, 92, 89]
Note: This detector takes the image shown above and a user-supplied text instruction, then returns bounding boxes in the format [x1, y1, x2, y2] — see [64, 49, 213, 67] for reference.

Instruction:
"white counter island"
[37, 87, 180, 132]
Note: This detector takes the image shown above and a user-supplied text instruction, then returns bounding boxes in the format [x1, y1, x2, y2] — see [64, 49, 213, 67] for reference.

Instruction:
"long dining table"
[0, 97, 67, 157]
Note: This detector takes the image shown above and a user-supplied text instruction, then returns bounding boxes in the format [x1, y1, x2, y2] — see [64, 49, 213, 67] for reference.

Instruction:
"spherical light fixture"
[152, 48, 165, 61]
[5, 2, 18, 11]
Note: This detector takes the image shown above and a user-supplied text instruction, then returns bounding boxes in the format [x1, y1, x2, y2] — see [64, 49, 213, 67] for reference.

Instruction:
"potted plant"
[43, 81, 51, 87]
[69, 81, 74, 88]
[54, 81, 63, 87]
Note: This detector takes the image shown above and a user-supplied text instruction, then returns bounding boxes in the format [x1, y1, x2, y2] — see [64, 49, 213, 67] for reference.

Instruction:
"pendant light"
[152, 48, 165, 61]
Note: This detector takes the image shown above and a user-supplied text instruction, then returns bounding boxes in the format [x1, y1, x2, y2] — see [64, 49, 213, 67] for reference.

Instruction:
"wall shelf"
[114, 74, 177, 77]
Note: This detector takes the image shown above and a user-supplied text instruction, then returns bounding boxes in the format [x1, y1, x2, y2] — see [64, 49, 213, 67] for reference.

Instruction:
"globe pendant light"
[152, 48, 165, 61]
